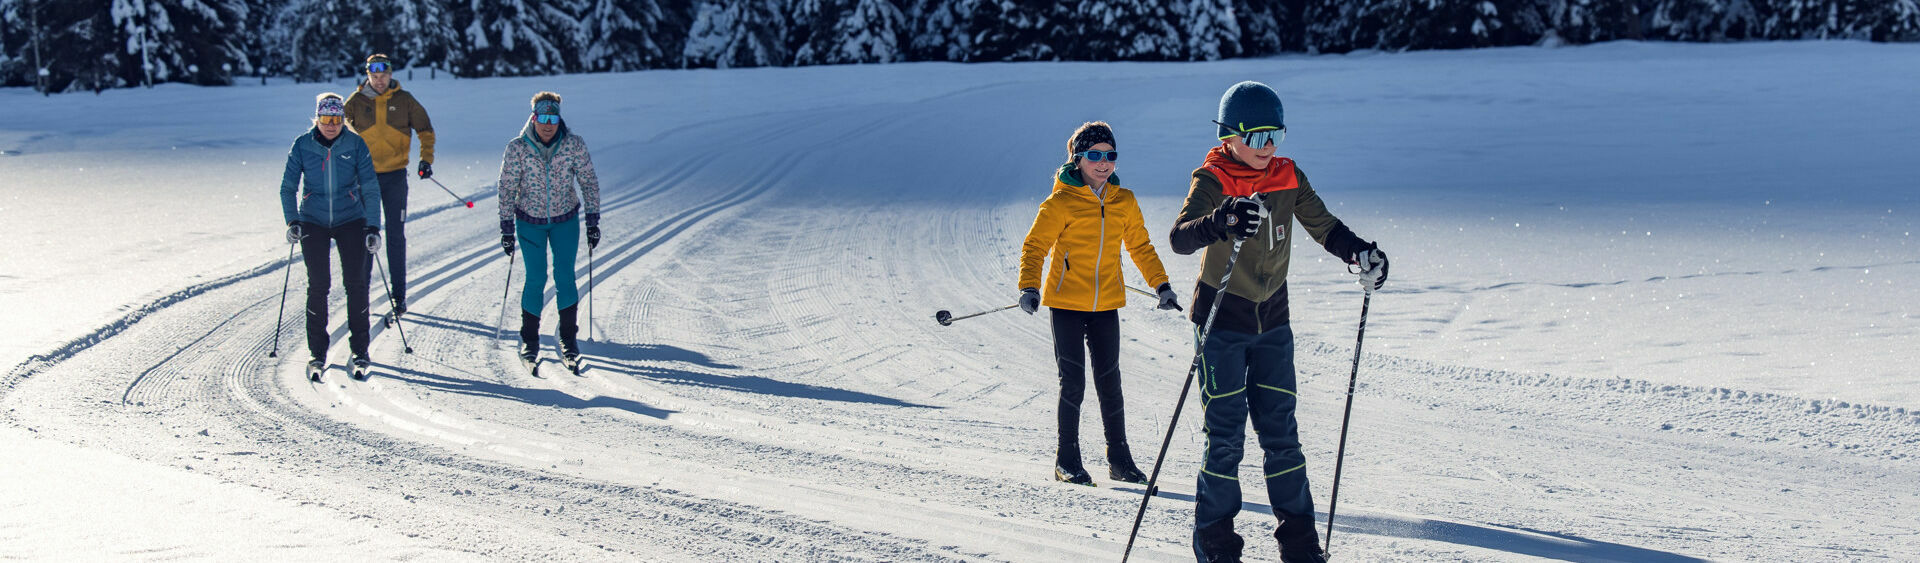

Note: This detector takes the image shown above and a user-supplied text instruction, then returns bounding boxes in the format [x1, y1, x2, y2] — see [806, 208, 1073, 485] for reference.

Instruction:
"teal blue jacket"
[280, 128, 382, 229]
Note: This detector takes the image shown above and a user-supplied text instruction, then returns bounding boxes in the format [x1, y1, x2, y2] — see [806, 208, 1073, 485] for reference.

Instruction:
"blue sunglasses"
[367, 61, 391, 74]
[1077, 150, 1119, 162]
[534, 114, 560, 125]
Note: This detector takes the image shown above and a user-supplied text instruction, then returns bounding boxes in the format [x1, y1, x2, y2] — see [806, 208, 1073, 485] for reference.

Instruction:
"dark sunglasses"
[367, 61, 391, 74]
[1077, 150, 1119, 162]
[534, 114, 561, 125]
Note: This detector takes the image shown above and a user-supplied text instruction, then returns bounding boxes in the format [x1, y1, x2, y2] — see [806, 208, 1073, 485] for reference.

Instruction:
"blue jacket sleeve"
[355, 138, 382, 230]
[280, 141, 302, 225]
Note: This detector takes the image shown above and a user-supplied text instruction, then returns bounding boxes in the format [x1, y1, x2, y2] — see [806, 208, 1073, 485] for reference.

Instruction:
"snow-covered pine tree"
[109, 0, 249, 86]
[575, 0, 684, 72]
[1644, 0, 1762, 41]
[791, 0, 906, 65]
[964, 0, 1054, 61]
[682, 0, 789, 68]
[1380, 0, 1528, 50]
[1541, 0, 1642, 44]
[287, 0, 373, 81]
[1051, 0, 1184, 61]
[456, 0, 566, 76]
[905, 0, 972, 61]
[373, 0, 459, 77]
[1183, 0, 1243, 61]
[1237, 0, 1289, 55]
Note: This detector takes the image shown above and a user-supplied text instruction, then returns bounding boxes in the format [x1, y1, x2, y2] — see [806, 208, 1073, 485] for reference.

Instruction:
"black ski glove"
[1212, 197, 1263, 240]
[1019, 288, 1041, 314]
[364, 226, 381, 252]
[285, 222, 303, 245]
[416, 161, 433, 180]
[586, 226, 601, 250]
[500, 220, 516, 256]
[1155, 283, 1182, 311]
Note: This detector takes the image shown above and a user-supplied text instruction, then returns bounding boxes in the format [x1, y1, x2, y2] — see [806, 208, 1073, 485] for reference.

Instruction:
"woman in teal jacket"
[280, 92, 383, 381]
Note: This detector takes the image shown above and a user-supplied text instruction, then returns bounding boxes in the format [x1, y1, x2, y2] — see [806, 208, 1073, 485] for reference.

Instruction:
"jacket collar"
[1055, 163, 1121, 202]
[519, 119, 570, 157]
[358, 79, 401, 100]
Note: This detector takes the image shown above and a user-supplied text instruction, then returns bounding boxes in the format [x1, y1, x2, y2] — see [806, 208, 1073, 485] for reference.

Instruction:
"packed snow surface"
[2, 41, 1915, 561]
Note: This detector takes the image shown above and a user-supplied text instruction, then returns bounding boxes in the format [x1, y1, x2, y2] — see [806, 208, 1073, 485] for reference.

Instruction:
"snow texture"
[1, 41, 1917, 560]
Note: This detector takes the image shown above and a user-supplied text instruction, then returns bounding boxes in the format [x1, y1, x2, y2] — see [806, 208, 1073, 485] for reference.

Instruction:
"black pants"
[301, 219, 371, 361]
[371, 170, 408, 303]
[1051, 308, 1130, 461]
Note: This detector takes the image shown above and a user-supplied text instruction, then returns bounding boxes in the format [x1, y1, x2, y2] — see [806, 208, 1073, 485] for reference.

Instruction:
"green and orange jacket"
[345, 80, 435, 174]
[1019, 164, 1172, 312]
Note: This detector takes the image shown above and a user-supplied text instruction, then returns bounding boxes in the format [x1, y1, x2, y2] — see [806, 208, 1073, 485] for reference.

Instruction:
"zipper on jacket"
[1092, 199, 1106, 311]
[326, 143, 334, 227]
[1057, 251, 1070, 292]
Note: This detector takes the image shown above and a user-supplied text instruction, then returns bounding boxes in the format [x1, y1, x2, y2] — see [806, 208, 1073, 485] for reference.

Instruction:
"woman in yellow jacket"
[1019, 121, 1183, 486]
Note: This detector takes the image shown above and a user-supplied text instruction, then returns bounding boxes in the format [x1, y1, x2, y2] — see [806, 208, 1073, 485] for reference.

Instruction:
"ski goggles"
[1215, 121, 1285, 148]
[1076, 150, 1119, 162]
[533, 114, 561, 125]
[316, 115, 344, 126]
[366, 61, 391, 74]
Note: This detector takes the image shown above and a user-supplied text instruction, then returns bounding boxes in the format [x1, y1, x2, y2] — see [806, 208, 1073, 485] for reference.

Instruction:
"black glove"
[1019, 288, 1041, 314]
[500, 220, 516, 256]
[285, 222, 303, 245]
[364, 226, 381, 252]
[1211, 197, 1263, 240]
[586, 226, 601, 250]
[1352, 246, 1389, 291]
[416, 161, 433, 180]
[1155, 283, 1182, 311]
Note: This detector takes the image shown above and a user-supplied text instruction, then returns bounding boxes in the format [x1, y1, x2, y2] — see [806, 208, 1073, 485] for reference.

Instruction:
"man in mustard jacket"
[1019, 122, 1183, 486]
[346, 53, 435, 315]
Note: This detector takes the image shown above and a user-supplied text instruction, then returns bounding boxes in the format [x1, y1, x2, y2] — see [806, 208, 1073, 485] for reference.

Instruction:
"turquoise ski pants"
[517, 217, 580, 315]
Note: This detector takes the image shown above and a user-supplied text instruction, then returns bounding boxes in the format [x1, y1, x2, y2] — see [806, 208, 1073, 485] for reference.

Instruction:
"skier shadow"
[402, 313, 504, 340]
[376, 359, 674, 420]
[1112, 488, 1705, 563]
[579, 341, 935, 409]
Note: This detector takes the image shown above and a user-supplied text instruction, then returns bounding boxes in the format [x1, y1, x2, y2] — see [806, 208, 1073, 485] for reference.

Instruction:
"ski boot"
[1195, 520, 1245, 563]
[305, 359, 325, 382]
[1108, 445, 1148, 484]
[558, 305, 583, 375]
[518, 312, 542, 375]
[350, 354, 372, 380]
[1276, 515, 1327, 563]
[1053, 445, 1094, 486]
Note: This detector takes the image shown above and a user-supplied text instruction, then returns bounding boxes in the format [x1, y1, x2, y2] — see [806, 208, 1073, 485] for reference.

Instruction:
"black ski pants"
[300, 219, 372, 361]
[368, 170, 408, 303]
[1050, 308, 1132, 464]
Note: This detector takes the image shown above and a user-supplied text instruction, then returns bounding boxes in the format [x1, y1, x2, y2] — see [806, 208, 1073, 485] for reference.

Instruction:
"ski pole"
[932, 304, 1019, 326]
[426, 177, 474, 208]
[372, 248, 414, 354]
[1122, 236, 1248, 563]
[1125, 284, 1155, 298]
[1324, 288, 1373, 555]
[497, 251, 516, 344]
[583, 240, 594, 342]
[269, 240, 296, 358]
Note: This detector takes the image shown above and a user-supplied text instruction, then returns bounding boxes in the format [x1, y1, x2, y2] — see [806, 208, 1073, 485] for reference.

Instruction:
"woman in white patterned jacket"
[497, 91, 601, 373]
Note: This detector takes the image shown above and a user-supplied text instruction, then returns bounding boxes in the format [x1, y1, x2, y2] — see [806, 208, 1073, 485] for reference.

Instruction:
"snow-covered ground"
[2, 41, 1915, 561]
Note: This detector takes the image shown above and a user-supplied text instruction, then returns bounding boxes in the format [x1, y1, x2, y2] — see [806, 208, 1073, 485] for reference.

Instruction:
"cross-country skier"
[1170, 82, 1389, 563]
[497, 92, 601, 374]
[1018, 121, 1183, 487]
[280, 93, 383, 381]
[345, 53, 435, 316]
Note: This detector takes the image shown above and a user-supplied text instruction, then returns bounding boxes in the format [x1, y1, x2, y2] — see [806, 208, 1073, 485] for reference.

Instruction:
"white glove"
[1354, 248, 1388, 292]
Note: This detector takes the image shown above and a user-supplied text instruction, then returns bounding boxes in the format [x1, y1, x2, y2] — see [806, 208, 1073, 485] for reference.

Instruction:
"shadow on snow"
[1114, 487, 1706, 563]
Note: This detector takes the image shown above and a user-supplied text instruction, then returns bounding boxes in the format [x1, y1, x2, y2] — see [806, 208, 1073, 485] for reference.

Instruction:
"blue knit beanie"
[1216, 81, 1284, 138]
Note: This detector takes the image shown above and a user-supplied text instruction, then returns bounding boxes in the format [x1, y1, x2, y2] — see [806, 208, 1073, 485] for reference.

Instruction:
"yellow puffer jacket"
[345, 80, 435, 174]
[1019, 166, 1171, 312]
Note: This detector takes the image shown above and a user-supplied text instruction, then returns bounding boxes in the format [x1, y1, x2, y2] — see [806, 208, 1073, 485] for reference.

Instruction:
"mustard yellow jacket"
[1019, 166, 1171, 312]
[345, 80, 435, 174]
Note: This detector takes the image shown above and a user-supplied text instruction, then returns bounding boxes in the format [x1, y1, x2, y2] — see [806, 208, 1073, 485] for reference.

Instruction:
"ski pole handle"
[427, 177, 474, 208]
[932, 304, 1019, 326]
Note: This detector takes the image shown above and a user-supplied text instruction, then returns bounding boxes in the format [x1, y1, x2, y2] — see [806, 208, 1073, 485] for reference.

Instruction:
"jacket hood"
[358, 79, 403, 98]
